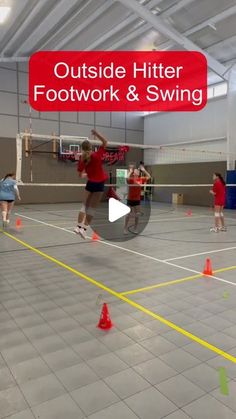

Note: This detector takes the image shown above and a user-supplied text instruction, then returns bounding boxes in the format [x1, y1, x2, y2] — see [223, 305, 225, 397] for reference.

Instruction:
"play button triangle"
[108, 198, 130, 223]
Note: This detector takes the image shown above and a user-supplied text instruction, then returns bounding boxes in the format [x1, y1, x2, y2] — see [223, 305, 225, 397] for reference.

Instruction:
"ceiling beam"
[0, 57, 29, 62]
[84, 0, 163, 51]
[106, 0, 196, 50]
[0, 0, 48, 56]
[156, 4, 236, 50]
[34, 0, 94, 52]
[52, 0, 113, 51]
[117, 0, 228, 79]
[13, 0, 80, 56]
[161, 0, 195, 17]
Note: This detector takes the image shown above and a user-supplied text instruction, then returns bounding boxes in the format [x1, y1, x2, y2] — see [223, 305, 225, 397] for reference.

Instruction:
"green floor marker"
[223, 291, 229, 299]
[219, 367, 229, 395]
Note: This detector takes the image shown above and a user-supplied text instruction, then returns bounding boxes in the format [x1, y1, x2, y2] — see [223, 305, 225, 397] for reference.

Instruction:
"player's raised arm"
[91, 129, 108, 148]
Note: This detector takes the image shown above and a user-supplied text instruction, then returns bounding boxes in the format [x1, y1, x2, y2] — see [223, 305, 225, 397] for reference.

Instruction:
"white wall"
[0, 63, 144, 143]
[144, 97, 227, 164]
[144, 98, 226, 145]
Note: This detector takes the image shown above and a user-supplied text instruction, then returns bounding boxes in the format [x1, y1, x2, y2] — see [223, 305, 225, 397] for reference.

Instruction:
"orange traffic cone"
[92, 231, 100, 241]
[16, 218, 22, 229]
[203, 258, 213, 276]
[186, 209, 192, 216]
[97, 303, 113, 330]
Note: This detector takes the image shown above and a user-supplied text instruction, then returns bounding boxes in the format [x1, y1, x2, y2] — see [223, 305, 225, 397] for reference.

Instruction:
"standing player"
[209, 172, 226, 232]
[74, 129, 108, 239]
[124, 164, 151, 234]
[0, 173, 21, 228]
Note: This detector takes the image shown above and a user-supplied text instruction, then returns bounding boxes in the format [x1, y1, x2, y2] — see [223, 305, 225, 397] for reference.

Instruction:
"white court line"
[15, 212, 236, 288]
[165, 246, 236, 262]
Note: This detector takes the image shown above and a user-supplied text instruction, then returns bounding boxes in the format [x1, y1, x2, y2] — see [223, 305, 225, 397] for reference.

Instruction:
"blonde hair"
[81, 140, 92, 164]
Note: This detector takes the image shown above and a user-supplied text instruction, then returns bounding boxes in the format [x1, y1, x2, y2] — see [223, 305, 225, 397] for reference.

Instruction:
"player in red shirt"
[209, 172, 226, 232]
[74, 129, 108, 238]
[124, 164, 151, 234]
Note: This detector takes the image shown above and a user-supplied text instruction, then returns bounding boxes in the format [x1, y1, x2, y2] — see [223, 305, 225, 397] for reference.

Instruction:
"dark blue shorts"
[127, 200, 140, 207]
[86, 181, 105, 193]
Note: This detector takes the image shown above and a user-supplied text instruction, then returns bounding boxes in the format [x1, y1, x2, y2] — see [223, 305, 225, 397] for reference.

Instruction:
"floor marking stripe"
[2, 229, 236, 364]
[121, 265, 236, 295]
[14, 213, 236, 289]
[219, 367, 229, 395]
[165, 246, 236, 261]
[121, 273, 202, 295]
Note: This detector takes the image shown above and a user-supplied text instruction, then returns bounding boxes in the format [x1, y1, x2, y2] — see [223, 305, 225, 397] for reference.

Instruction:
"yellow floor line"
[121, 273, 203, 295]
[2, 229, 236, 365]
[121, 265, 236, 296]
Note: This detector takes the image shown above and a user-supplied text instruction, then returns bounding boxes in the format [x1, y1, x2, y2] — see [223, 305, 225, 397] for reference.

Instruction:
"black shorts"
[127, 200, 140, 207]
[86, 181, 105, 193]
[0, 200, 14, 203]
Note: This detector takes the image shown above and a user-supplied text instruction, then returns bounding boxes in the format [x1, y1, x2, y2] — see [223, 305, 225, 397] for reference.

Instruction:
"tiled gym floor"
[0, 202, 236, 419]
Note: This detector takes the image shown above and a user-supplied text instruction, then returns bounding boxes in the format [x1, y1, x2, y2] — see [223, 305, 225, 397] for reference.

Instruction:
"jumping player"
[0, 173, 21, 228]
[74, 129, 108, 239]
[209, 172, 226, 232]
[124, 164, 151, 234]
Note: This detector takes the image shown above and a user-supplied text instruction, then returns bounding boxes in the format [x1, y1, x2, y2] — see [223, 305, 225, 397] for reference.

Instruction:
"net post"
[52, 132, 57, 159]
[16, 133, 23, 184]
[23, 129, 30, 157]
[227, 64, 236, 170]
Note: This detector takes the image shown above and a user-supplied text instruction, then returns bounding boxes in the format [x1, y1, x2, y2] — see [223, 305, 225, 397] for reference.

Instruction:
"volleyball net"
[15, 132, 236, 208]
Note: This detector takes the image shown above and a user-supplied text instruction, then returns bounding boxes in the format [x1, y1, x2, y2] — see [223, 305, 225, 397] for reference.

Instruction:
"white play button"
[108, 198, 130, 223]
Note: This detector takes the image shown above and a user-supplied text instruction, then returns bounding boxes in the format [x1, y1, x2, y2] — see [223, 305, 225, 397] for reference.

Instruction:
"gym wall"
[148, 161, 227, 206]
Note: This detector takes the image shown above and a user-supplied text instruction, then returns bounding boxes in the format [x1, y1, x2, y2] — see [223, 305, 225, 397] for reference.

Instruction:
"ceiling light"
[0, 6, 11, 24]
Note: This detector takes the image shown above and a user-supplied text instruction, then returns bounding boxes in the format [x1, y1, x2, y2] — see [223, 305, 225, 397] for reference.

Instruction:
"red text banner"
[29, 51, 207, 112]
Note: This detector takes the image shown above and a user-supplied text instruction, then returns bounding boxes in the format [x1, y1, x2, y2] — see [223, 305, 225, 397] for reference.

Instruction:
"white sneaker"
[219, 226, 227, 232]
[210, 227, 219, 233]
[74, 226, 87, 239]
[2, 221, 6, 229]
[133, 229, 138, 234]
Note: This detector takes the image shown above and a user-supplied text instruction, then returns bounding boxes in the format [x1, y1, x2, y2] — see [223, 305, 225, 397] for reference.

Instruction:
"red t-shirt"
[213, 179, 226, 206]
[77, 146, 108, 182]
[128, 177, 147, 201]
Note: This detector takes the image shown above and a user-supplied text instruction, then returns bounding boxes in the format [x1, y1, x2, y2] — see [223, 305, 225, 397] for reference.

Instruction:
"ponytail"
[82, 151, 91, 165]
[215, 173, 226, 186]
[81, 140, 92, 165]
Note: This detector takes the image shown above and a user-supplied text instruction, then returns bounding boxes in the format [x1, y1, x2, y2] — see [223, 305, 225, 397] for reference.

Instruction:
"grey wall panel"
[18, 72, 28, 95]
[0, 63, 17, 71]
[0, 92, 17, 115]
[95, 126, 126, 142]
[0, 68, 17, 92]
[18, 63, 28, 73]
[126, 112, 144, 131]
[96, 112, 111, 127]
[111, 112, 125, 128]
[19, 95, 39, 118]
[40, 112, 59, 121]
[79, 112, 95, 125]
[60, 122, 92, 137]
[0, 138, 17, 177]
[126, 130, 143, 144]
[20, 117, 59, 135]
[60, 112, 77, 123]
[0, 115, 18, 137]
